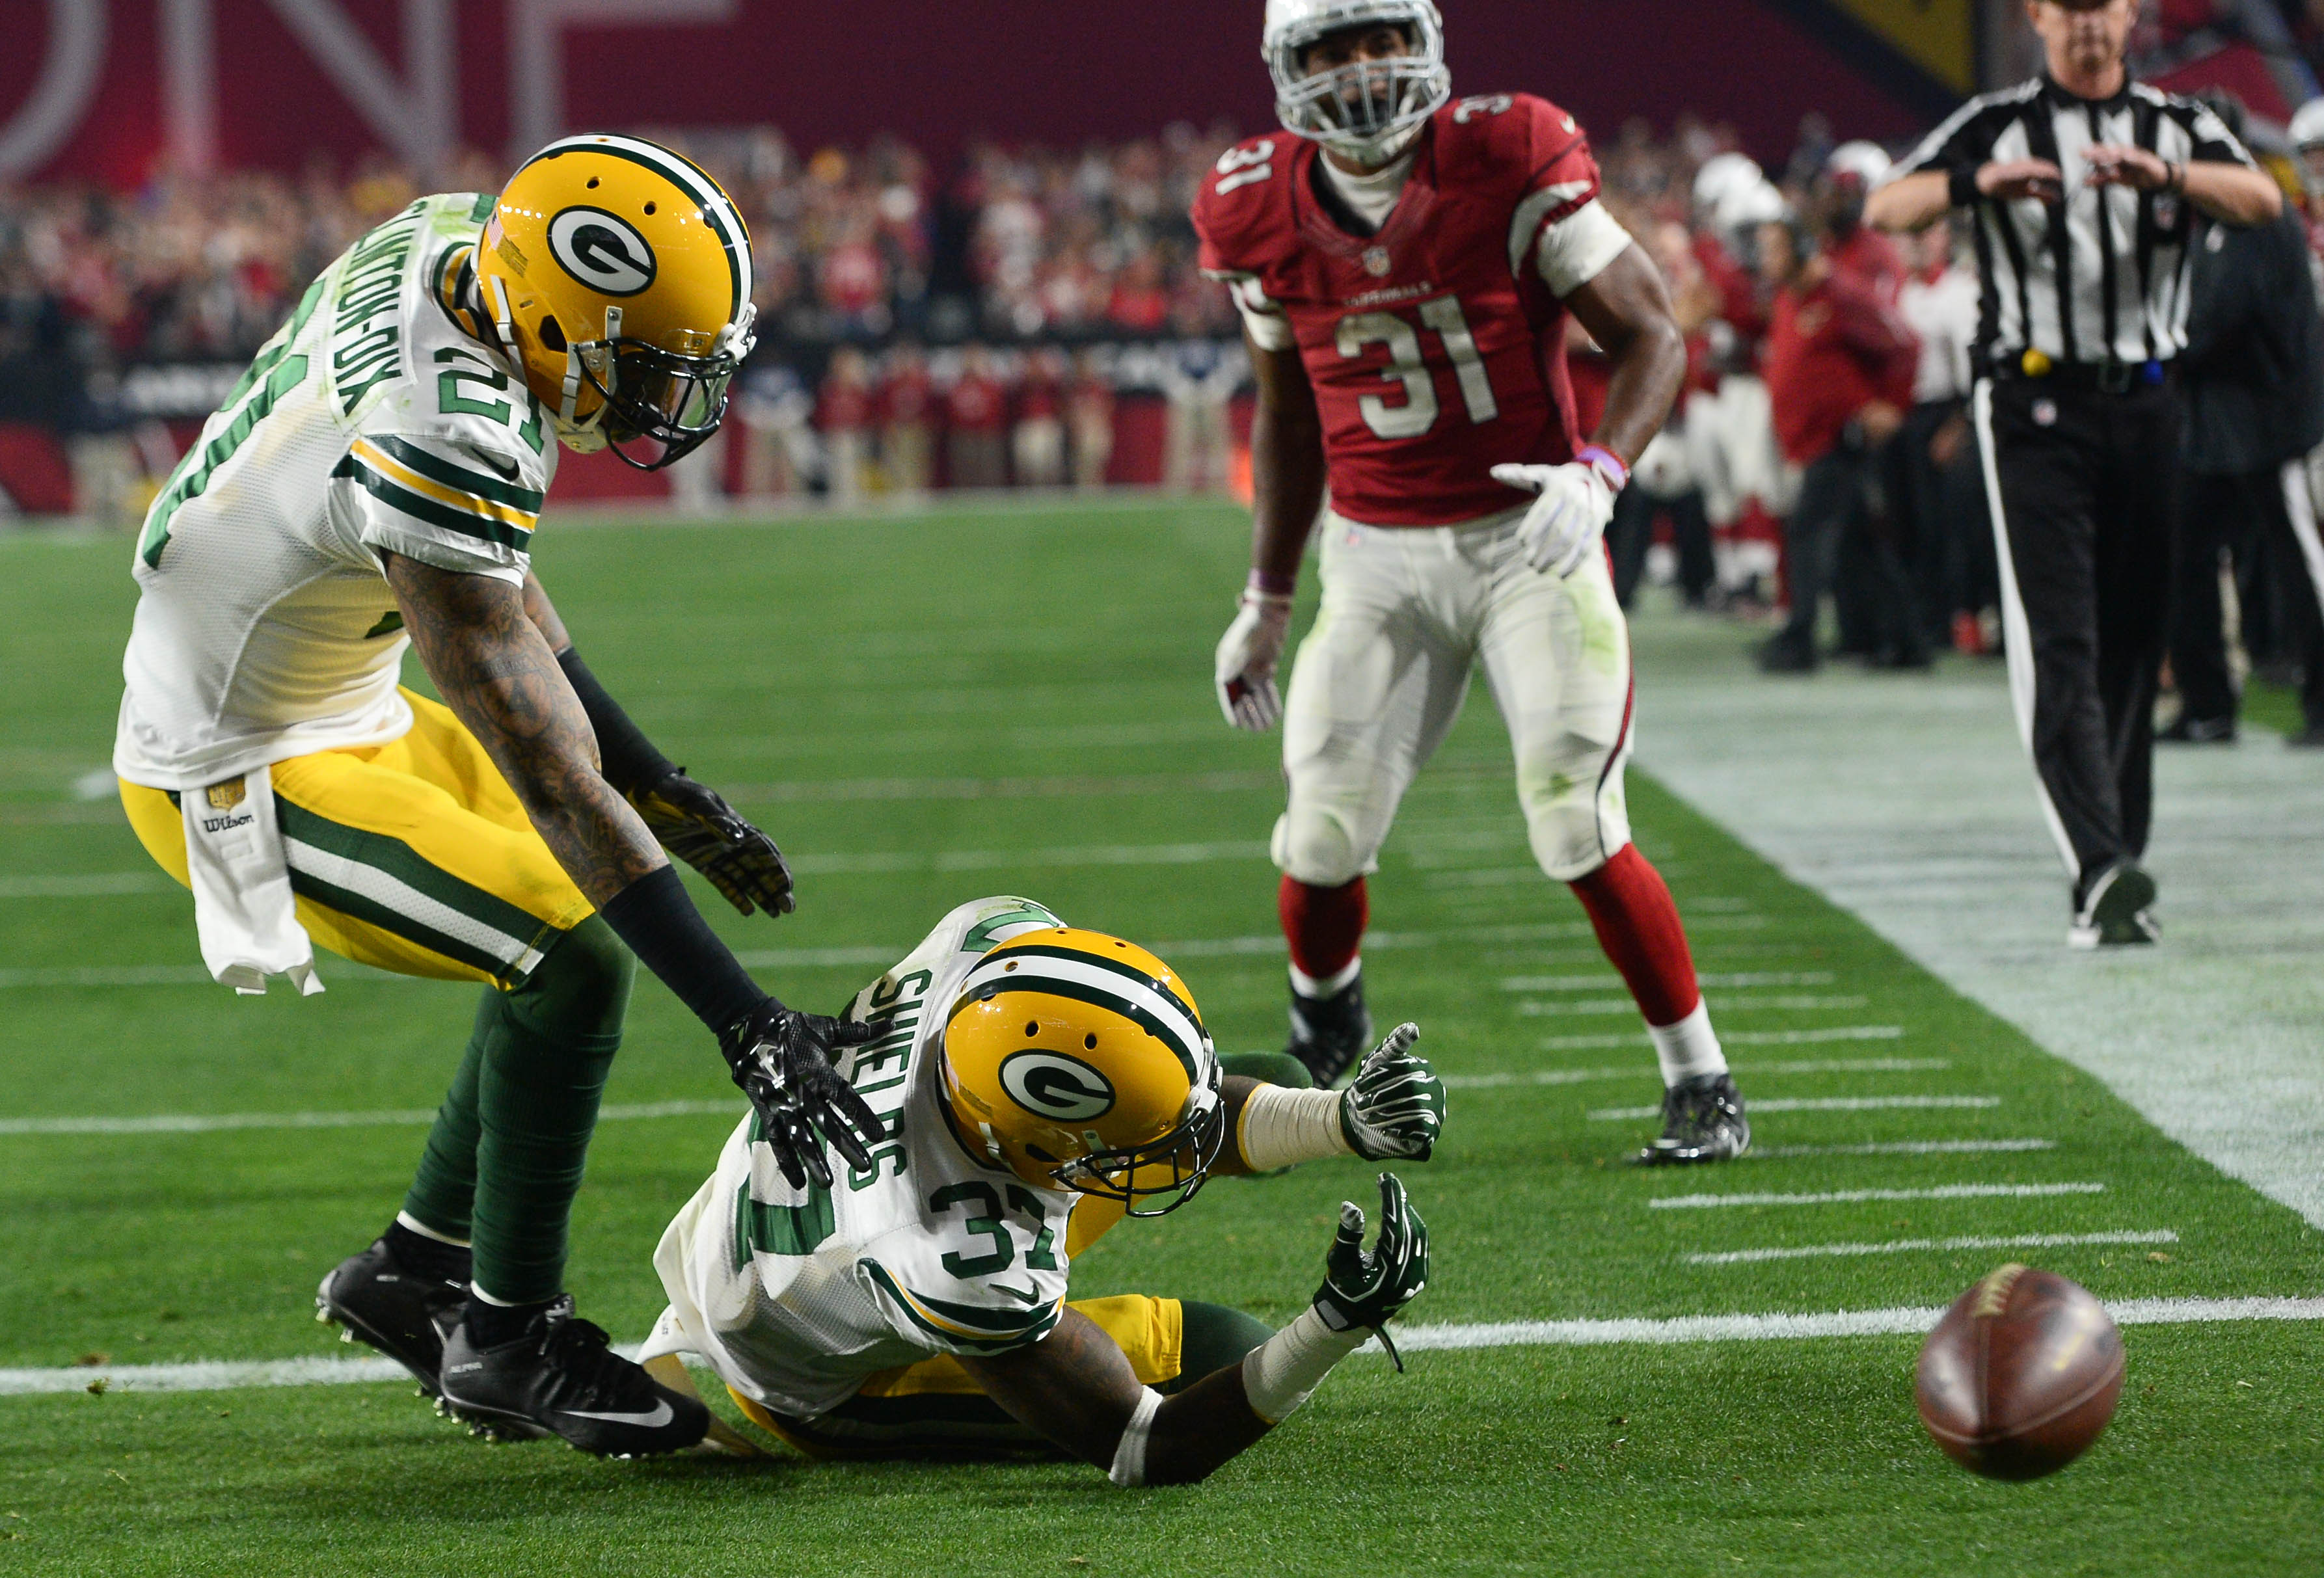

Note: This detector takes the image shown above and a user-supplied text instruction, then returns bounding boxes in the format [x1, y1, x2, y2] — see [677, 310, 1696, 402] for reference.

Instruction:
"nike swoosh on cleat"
[560, 1400, 674, 1428]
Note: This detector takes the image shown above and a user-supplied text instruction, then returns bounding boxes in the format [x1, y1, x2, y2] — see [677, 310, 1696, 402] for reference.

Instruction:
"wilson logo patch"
[546, 207, 656, 297]
[998, 1050, 1116, 1121]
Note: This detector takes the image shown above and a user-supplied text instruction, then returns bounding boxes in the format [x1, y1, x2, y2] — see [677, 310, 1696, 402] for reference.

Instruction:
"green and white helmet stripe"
[520, 133, 753, 321]
[949, 945, 1212, 1082]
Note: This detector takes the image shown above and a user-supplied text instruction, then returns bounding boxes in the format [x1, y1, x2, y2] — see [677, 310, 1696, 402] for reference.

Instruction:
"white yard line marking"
[723, 770, 1281, 803]
[1502, 970, 1835, 993]
[1442, 1058, 1948, 1091]
[1750, 1138, 2055, 1158]
[1554, 1026, 1905, 1052]
[7, 922, 1643, 993]
[1520, 995, 1867, 1017]
[13, 1294, 2317, 1394]
[0, 1100, 736, 1138]
[1590, 1095, 1997, 1120]
[789, 840, 1271, 875]
[0, 874, 171, 898]
[1649, 1182, 2105, 1210]
[1380, 1296, 2324, 1352]
[1685, 1229, 2175, 1265]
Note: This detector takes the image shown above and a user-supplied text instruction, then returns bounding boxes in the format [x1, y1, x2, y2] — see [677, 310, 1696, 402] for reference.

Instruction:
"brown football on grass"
[1915, 1264, 2125, 1480]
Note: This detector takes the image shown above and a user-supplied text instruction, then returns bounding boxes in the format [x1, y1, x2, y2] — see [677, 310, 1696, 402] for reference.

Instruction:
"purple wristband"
[1576, 445, 1629, 490]
[1249, 568, 1297, 598]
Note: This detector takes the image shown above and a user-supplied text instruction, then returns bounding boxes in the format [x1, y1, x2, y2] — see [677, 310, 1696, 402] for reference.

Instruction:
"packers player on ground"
[114, 135, 884, 1458]
[636, 898, 1442, 1480]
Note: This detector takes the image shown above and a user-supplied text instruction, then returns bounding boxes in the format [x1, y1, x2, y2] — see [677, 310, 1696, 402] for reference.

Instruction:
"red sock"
[1568, 844, 1700, 1028]
[1278, 874, 1368, 984]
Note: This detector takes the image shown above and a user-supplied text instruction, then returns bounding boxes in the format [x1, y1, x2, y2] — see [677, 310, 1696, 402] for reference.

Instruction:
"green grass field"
[1, 503, 2318, 1576]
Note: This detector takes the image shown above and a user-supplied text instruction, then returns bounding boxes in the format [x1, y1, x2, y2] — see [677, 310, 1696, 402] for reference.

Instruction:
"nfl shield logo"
[206, 777, 247, 812]
[1362, 246, 1392, 277]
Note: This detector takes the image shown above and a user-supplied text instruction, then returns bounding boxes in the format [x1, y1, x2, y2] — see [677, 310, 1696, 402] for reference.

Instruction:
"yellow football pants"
[733, 1293, 1183, 1459]
[122, 689, 592, 988]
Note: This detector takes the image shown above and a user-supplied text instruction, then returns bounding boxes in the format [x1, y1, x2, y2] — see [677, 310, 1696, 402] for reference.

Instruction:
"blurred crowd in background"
[0, 94, 2315, 729]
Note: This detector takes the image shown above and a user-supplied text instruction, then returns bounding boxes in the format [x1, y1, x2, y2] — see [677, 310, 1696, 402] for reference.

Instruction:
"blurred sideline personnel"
[1867, 0, 2280, 948]
[112, 135, 889, 1457]
[1893, 217, 1991, 657]
[2271, 101, 2324, 745]
[1759, 142, 1925, 675]
[1198, 0, 1751, 1163]
[2165, 94, 2324, 746]
[638, 898, 1442, 1478]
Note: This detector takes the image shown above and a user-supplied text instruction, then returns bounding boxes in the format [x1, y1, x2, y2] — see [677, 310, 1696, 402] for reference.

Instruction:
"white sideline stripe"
[0, 1099, 736, 1138]
[21, 1296, 2320, 1393]
[1520, 995, 1867, 1017]
[1380, 1296, 2324, 1352]
[1649, 1182, 2105, 1210]
[1502, 970, 1835, 992]
[283, 837, 545, 976]
[1548, 1026, 1905, 1051]
[1686, 1229, 2176, 1266]
[1751, 1138, 2055, 1158]
[1591, 1094, 1993, 1120]
[0, 873, 171, 898]
[1442, 1058, 1947, 1091]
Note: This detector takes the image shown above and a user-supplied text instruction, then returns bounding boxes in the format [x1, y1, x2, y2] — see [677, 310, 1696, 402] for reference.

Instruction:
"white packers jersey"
[115, 192, 557, 791]
[645, 896, 1094, 1421]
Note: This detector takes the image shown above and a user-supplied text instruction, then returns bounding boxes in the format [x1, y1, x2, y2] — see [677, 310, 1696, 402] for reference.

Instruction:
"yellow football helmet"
[474, 133, 755, 470]
[940, 928, 1224, 1216]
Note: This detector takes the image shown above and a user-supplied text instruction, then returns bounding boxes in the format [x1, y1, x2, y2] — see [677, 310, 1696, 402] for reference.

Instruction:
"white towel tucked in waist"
[182, 765, 323, 996]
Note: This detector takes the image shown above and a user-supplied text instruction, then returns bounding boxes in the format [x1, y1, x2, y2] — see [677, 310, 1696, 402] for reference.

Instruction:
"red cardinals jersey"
[1194, 94, 1619, 526]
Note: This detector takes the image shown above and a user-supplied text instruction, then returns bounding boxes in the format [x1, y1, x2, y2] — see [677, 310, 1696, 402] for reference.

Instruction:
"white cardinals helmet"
[1825, 139, 1894, 188]
[1265, 0, 1453, 167]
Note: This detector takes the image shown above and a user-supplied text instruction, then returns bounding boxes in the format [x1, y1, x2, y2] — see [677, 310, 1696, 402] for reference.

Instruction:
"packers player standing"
[113, 135, 884, 1458]
[637, 897, 1442, 1479]
[1196, 0, 1750, 1162]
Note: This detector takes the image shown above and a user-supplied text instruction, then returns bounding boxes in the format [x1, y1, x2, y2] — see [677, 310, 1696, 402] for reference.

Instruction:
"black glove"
[633, 771, 796, 918]
[722, 1000, 886, 1190]
[1312, 1172, 1429, 1371]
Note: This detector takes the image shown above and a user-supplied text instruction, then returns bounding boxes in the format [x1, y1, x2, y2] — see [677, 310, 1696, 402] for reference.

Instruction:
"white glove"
[1214, 589, 1293, 731]
[1492, 459, 1621, 578]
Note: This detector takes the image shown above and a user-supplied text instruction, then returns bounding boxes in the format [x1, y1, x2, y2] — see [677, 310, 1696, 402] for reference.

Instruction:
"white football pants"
[1273, 508, 1636, 889]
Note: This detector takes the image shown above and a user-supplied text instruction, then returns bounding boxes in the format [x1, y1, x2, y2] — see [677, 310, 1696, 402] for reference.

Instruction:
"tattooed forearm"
[382, 552, 665, 903]
[520, 568, 574, 655]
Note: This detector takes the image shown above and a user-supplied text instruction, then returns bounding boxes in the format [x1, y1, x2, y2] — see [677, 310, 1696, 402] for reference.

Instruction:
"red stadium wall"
[9, 0, 1932, 190]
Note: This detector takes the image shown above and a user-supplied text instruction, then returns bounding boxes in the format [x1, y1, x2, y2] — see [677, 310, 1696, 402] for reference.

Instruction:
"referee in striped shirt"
[1865, 0, 2281, 949]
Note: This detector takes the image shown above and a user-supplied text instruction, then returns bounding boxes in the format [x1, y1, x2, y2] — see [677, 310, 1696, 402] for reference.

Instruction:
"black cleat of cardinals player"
[316, 1235, 469, 1397]
[1288, 976, 1375, 1088]
[1635, 1072, 1750, 1164]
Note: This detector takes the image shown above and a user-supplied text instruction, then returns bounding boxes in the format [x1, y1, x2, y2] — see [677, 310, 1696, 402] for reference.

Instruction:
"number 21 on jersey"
[1338, 295, 1499, 440]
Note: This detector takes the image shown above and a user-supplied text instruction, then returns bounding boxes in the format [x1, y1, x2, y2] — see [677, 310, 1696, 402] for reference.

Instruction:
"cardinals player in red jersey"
[1194, 0, 1748, 1162]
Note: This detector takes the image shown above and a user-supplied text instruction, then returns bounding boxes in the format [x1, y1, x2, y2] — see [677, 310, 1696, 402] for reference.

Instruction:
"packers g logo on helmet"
[472, 133, 755, 470]
[545, 207, 658, 297]
[998, 1050, 1117, 1121]
[941, 928, 1223, 1216]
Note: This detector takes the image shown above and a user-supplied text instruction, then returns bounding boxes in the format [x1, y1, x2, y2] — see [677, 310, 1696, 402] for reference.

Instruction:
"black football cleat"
[437, 1296, 708, 1458]
[316, 1236, 469, 1397]
[1634, 1073, 1750, 1165]
[2067, 860, 2159, 950]
[1287, 974, 1373, 1088]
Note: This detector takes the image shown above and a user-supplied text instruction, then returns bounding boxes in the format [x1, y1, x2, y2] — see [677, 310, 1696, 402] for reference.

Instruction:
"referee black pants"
[1973, 375, 2179, 889]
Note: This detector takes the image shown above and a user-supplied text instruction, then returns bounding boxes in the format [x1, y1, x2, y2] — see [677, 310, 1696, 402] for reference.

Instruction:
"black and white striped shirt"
[1889, 77, 2257, 369]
